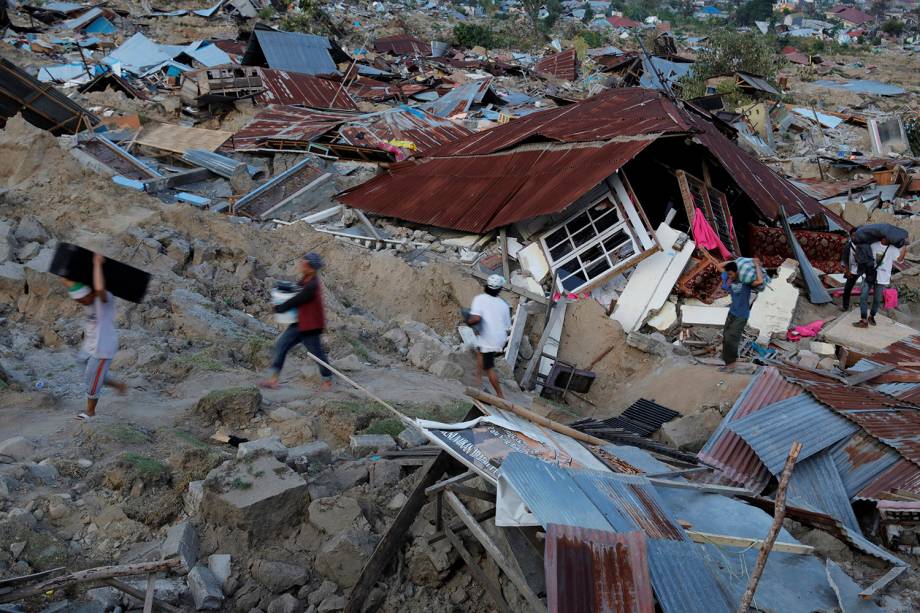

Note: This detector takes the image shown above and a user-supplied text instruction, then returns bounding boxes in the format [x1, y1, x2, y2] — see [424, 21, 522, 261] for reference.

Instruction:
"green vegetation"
[231, 477, 252, 490]
[172, 429, 210, 449]
[733, 0, 772, 26]
[678, 29, 783, 98]
[577, 29, 607, 48]
[522, 0, 564, 35]
[122, 453, 168, 479]
[174, 348, 226, 372]
[881, 19, 904, 36]
[257, 6, 274, 20]
[361, 418, 405, 438]
[344, 335, 372, 362]
[454, 22, 497, 48]
[104, 423, 152, 445]
[582, 2, 595, 23]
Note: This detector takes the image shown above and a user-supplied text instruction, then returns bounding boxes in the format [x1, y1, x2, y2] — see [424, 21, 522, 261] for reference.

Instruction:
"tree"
[678, 30, 784, 98]
[870, 0, 890, 18]
[734, 0, 772, 26]
[674, 0, 694, 19]
[522, 0, 564, 35]
[583, 1, 595, 23]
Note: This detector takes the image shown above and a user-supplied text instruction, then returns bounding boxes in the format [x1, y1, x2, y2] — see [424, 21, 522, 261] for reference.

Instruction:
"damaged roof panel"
[535, 49, 578, 82]
[646, 541, 733, 613]
[244, 30, 339, 76]
[727, 394, 858, 475]
[373, 34, 432, 57]
[338, 138, 652, 233]
[256, 68, 358, 110]
[829, 431, 901, 500]
[855, 458, 920, 501]
[337, 106, 473, 156]
[786, 449, 861, 533]
[423, 78, 497, 118]
[227, 105, 357, 151]
[699, 367, 800, 490]
[836, 409, 920, 467]
[544, 525, 655, 613]
[0, 58, 98, 134]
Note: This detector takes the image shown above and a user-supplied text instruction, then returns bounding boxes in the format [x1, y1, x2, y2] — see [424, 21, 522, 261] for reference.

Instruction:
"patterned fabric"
[746, 225, 847, 273]
[678, 259, 726, 303]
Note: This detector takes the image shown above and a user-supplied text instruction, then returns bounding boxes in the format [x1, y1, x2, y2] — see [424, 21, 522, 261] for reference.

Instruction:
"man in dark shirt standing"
[717, 258, 763, 372]
[260, 252, 333, 390]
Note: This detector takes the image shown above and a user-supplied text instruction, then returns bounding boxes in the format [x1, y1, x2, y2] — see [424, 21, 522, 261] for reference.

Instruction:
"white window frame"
[539, 183, 650, 294]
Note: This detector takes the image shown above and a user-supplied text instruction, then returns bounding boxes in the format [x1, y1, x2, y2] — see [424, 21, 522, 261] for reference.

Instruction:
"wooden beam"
[444, 491, 547, 613]
[143, 168, 211, 193]
[859, 565, 907, 600]
[425, 470, 476, 496]
[143, 574, 155, 613]
[465, 388, 607, 447]
[449, 484, 495, 503]
[0, 559, 181, 603]
[344, 451, 456, 613]
[520, 300, 566, 390]
[687, 531, 813, 555]
[444, 527, 512, 613]
[504, 299, 529, 369]
[104, 578, 181, 613]
[428, 508, 497, 545]
[500, 227, 510, 282]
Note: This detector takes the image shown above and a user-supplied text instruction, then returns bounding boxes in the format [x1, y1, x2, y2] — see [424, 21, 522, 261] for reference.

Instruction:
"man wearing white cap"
[65, 253, 125, 419]
[466, 274, 512, 398]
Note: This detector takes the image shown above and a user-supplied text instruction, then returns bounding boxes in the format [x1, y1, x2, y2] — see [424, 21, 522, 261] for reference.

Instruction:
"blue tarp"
[814, 79, 906, 96]
[84, 16, 117, 34]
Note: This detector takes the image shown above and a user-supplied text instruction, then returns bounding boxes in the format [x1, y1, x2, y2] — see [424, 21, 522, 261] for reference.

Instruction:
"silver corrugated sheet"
[646, 541, 732, 613]
[727, 394, 858, 475]
[829, 431, 900, 499]
[786, 449, 861, 533]
[182, 149, 262, 179]
[499, 453, 612, 530]
[248, 30, 338, 76]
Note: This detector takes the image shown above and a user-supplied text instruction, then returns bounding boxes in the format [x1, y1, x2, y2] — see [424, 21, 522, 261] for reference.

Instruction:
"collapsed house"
[338, 87, 844, 301]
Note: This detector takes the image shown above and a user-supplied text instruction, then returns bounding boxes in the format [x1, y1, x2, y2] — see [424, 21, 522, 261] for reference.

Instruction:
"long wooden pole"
[736, 441, 803, 612]
[465, 388, 607, 447]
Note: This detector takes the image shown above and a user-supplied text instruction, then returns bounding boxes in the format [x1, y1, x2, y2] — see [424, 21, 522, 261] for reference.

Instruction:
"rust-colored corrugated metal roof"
[347, 76, 428, 102]
[860, 335, 920, 368]
[373, 34, 432, 57]
[699, 367, 800, 490]
[337, 106, 472, 156]
[535, 49, 578, 82]
[837, 410, 920, 467]
[339, 139, 652, 233]
[225, 105, 357, 151]
[545, 525, 654, 613]
[855, 458, 920, 500]
[255, 68, 357, 110]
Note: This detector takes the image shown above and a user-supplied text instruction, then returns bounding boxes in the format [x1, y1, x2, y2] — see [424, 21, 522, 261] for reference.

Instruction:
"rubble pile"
[2, 0, 920, 611]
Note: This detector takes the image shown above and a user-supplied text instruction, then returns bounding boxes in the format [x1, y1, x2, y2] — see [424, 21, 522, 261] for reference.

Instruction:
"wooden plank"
[859, 565, 907, 600]
[504, 299, 529, 369]
[104, 578, 181, 613]
[521, 299, 566, 390]
[465, 388, 607, 447]
[444, 491, 547, 613]
[0, 560, 181, 603]
[500, 227, 510, 282]
[444, 527, 512, 613]
[143, 574, 155, 613]
[687, 531, 812, 555]
[425, 470, 476, 496]
[429, 508, 497, 545]
[448, 484, 495, 503]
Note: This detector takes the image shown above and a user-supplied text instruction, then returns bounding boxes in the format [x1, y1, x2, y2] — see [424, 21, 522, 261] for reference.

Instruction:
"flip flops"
[75, 413, 94, 420]
[257, 380, 280, 390]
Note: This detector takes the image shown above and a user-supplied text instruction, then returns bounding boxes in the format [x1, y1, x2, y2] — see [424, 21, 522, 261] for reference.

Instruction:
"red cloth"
[786, 320, 824, 341]
[691, 208, 732, 259]
[883, 287, 899, 310]
[297, 277, 326, 332]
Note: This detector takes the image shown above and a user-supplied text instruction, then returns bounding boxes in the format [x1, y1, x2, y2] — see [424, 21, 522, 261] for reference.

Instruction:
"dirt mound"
[0, 115, 79, 188]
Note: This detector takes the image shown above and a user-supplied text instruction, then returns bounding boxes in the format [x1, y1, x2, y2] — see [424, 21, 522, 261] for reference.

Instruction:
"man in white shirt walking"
[854, 239, 904, 328]
[466, 274, 512, 399]
[65, 253, 126, 419]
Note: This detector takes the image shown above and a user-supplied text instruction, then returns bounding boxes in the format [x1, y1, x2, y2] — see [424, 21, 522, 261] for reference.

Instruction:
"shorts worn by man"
[467, 274, 512, 398]
[718, 258, 763, 372]
[66, 253, 126, 420]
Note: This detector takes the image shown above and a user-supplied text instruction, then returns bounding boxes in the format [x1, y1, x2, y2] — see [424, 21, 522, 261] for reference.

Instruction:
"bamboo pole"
[736, 441, 803, 612]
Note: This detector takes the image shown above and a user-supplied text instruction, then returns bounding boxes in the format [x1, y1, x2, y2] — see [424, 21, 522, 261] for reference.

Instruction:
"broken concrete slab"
[748, 260, 799, 344]
[647, 300, 678, 331]
[286, 440, 331, 470]
[207, 553, 231, 590]
[349, 434, 396, 455]
[187, 564, 224, 610]
[161, 520, 199, 571]
[369, 460, 401, 487]
[680, 304, 729, 326]
[314, 528, 378, 588]
[810, 341, 836, 356]
[822, 309, 917, 354]
[185, 480, 204, 515]
[659, 408, 723, 452]
[267, 593, 304, 613]
[397, 427, 427, 448]
[308, 496, 368, 534]
[201, 456, 309, 548]
[237, 436, 288, 462]
[251, 558, 309, 591]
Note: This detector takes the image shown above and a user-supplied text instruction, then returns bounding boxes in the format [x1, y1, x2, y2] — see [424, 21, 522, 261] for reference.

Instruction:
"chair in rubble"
[535, 357, 596, 403]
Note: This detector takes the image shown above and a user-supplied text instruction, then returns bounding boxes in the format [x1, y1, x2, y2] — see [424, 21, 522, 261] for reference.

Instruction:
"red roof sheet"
[226, 105, 357, 151]
[856, 458, 920, 500]
[255, 68, 357, 110]
[373, 34, 432, 57]
[831, 7, 873, 25]
[608, 15, 641, 28]
[337, 107, 473, 156]
[545, 526, 654, 613]
[347, 77, 428, 102]
[534, 49, 578, 82]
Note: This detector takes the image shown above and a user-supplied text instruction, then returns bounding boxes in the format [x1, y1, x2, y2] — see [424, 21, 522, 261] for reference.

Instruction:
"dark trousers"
[722, 313, 747, 365]
[271, 324, 332, 379]
[841, 274, 859, 310]
[860, 280, 885, 320]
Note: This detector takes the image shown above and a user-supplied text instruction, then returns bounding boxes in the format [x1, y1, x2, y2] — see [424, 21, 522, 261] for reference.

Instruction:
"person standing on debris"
[717, 258, 763, 372]
[260, 253, 333, 391]
[854, 239, 904, 328]
[840, 227, 861, 312]
[466, 274, 512, 399]
[65, 253, 126, 420]
[851, 224, 908, 328]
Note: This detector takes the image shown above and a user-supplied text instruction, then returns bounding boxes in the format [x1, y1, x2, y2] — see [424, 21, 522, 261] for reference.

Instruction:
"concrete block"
[369, 460, 401, 488]
[207, 553, 231, 589]
[251, 559, 309, 591]
[397, 428, 427, 448]
[187, 564, 224, 610]
[0, 436, 34, 463]
[810, 341, 836, 356]
[237, 436, 288, 462]
[349, 434, 396, 455]
[185, 480, 204, 515]
[286, 441, 331, 467]
[308, 496, 367, 534]
[162, 521, 199, 571]
[314, 529, 378, 588]
[267, 593, 304, 613]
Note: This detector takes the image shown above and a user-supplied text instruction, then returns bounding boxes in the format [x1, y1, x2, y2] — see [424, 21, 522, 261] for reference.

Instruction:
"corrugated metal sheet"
[337, 106, 473, 156]
[699, 367, 800, 490]
[786, 450, 861, 533]
[347, 77, 428, 102]
[535, 49, 578, 81]
[829, 431, 901, 499]
[373, 34, 432, 57]
[837, 409, 920, 466]
[727, 394, 858, 475]
[855, 458, 920, 500]
[227, 105, 356, 151]
[570, 470, 687, 541]
[424, 78, 497, 118]
[858, 335, 920, 367]
[646, 541, 733, 613]
[500, 452, 614, 530]
[736, 72, 782, 96]
[0, 59, 98, 135]
[338, 138, 652, 233]
[233, 158, 324, 218]
[609, 399, 680, 437]
[256, 68, 358, 110]
[244, 30, 339, 76]
[545, 526, 654, 613]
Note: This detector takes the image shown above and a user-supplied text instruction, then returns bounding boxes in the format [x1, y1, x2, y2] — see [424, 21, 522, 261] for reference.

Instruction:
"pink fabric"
[884, 287, 898, 309]
[786, 320, 824, 341]
[691, 208, 732, 259]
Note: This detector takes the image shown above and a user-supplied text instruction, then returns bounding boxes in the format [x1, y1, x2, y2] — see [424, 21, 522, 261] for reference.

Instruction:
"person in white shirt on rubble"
[466, 274, 512, 399]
